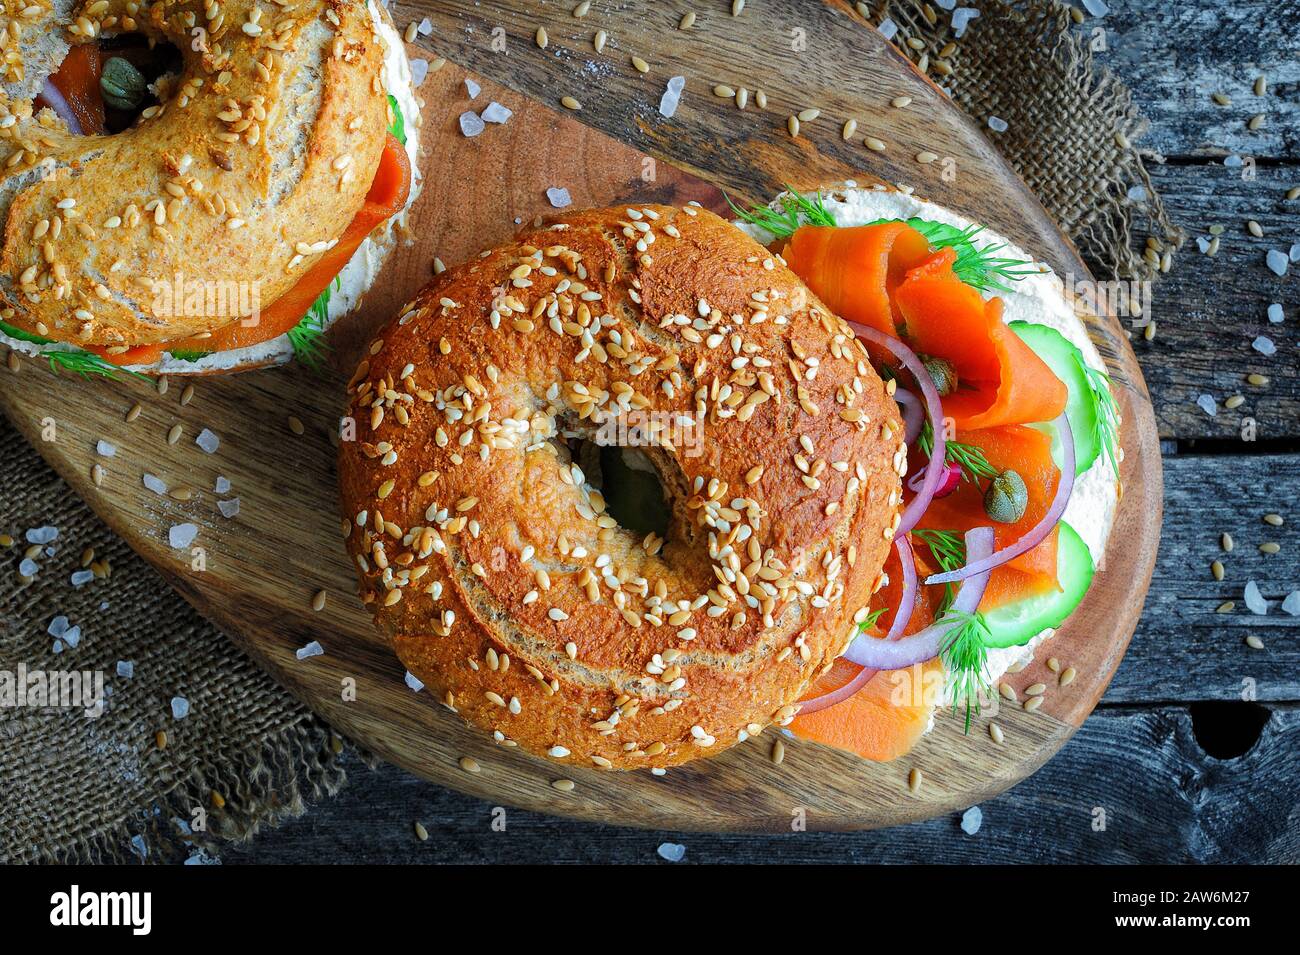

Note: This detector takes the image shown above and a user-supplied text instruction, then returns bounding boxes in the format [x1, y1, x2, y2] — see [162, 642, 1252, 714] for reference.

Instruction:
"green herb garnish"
[0, 320, 149, 381]
[726, 187, 836, 240]
[286, 276, 339, 369]
[918, 420, 999, 485]
[1082, 360, 1120, 478]
[938, 609, 993, 733]
[387, 93, 407, 146]
[910, 528, 966, 614]
[858, 606, 888, 633]
[167, 350, 212, 362]
[867, 217, 1039, 293]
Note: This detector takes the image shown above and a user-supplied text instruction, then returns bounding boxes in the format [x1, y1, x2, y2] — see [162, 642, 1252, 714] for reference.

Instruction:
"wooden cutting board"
[0, 1, 1161, 830]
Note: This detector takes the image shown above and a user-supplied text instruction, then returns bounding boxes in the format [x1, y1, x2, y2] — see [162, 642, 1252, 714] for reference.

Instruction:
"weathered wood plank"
[1131, 161, 1297, 442]
[1093, 0, 1300, 162]
[1104, 452, 1299, 704]
[217, 705, 1300, 863]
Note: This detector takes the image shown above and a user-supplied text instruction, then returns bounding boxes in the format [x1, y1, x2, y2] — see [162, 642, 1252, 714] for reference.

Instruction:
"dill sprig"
[387, 93, 407, 146]
[286, 278, 338, 369]
[858, 606, 888, 633]
[910, 528, 965, 614]
[918, 420, 999, 484]
[0, 320, 149, 382]
[726, 187, 836, 240]
[866, 216, 1039, 293]
[1082, 360, 1120, 477]
[939, 609, 993, 733]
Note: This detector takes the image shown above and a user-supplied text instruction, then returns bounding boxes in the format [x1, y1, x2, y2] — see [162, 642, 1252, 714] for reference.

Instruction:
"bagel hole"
[595, 444, 672, 537]
[38, 36, 183, 135]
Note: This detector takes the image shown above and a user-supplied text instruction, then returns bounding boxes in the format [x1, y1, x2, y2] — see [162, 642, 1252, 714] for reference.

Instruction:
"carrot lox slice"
[914, 423, 1062, 606]
[783, 222, 932, 337]
[896, 248, 1067, 430]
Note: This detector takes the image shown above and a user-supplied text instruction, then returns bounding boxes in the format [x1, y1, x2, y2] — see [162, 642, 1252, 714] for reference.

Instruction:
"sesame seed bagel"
[0, 0, 391, 351]
[338, 204, 906, 770]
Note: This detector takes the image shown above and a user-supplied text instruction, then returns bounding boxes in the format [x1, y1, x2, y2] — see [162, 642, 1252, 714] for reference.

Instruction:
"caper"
[100, 57, 147, 112]
[921, 355, 959, 397]
[983, 469, 1028, 523]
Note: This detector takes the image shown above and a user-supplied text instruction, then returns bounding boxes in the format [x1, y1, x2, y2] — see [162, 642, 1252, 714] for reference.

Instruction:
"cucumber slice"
[1008, 321, 1099, 476]
[982, 520, 1094, 648]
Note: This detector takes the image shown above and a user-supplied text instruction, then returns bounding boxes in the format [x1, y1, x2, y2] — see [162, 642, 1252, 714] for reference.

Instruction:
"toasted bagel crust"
[0, 0, 389, 349]
[338, 204, 905, 770]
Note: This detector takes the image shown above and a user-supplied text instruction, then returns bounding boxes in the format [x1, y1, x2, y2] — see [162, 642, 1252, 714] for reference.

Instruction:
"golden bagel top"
[338, 204, 907, 770]
[0, 0, 390, 349]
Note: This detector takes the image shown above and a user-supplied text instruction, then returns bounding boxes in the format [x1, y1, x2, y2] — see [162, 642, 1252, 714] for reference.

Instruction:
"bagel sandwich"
[0, 0, 422, 378]
[339, 188, 1123, 772]
[339, 203, 907, 770]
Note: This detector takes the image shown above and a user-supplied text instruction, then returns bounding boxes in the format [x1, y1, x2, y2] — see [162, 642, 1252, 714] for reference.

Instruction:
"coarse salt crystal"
[1083, 0, 1109, 15]
[659, 75, 685, 118]
[19, 557, 39, 577]
[1265, 249, 1289, 276]
[1282, 591, 1300, 616]
[481, 101, 513, 124]
[1196, 394, 1217, 416]
[464, 78, 481, 99]
[961, 805, 983, 834]
[168, 523, 198, 549]
[217, 497, 241, 519]
[987, 116, 1008, 133]
[417, 17, 432, 35]
[410, 58, 429, 87]
[96, 440, 116, 457]
[1252, 336, 1276, 356]
[1196, 236, 1211, 254]
[62, 625, 81, 648]
[195, 429, 220, 453]
[26, 526, 58, 545]
[459, 111, 485, 137]
[876, 17, 898, 39]
[215, 475, 231, 493]
[143, 473, 168, 495]
[296, 641, 325, 660]
[70, 569, 95, 587]
[117, 660, 134, 678]
[657, 842, 687, 862]
[951, 7, 980, 37]
[1244, 580, 1269, 615]
[48, 615, 69, 638]
[405, 671, 425, 692]
[171, 696, 190, 719]
[1267, 303, 1284, 324]
[546, 186, 573, 208]
[1126, 185, 1148, 201]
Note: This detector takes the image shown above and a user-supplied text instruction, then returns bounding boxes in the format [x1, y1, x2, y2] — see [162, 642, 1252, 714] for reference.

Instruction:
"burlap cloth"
[0, 0, 1180, 863]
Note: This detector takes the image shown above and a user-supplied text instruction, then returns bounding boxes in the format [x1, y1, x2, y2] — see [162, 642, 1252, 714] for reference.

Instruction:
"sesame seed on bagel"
[338, 203, 907, 770]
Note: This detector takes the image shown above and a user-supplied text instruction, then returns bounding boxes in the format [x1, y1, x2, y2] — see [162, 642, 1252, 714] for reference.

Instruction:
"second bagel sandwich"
[0, 0, 421, 377]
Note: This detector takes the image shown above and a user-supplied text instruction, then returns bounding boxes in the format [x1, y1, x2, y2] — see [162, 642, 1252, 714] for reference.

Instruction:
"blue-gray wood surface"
[216, 0, 1299, 863]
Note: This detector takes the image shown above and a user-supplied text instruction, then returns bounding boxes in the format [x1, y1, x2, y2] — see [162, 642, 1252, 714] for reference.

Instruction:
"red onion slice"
[893, 386, 923, 445]
[846, 320, 946, 537]
[35, 80, 83, 135]
[839, 527, 994, 671]
[797, 536, 917, 715]
[924, 411, 1076, 586]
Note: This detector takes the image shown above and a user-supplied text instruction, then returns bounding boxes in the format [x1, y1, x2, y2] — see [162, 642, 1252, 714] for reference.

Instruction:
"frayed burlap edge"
[12, 717, 347, 865]
[878, 0, 1185, 281]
